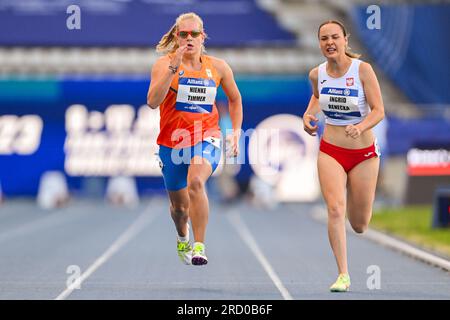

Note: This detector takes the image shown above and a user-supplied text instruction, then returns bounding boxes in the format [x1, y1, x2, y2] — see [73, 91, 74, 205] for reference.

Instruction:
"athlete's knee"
[350, 220, 368, 234]
[187, 176, 205, 195]
[327, 202, 346, 220]
[170, 202, 189, 215]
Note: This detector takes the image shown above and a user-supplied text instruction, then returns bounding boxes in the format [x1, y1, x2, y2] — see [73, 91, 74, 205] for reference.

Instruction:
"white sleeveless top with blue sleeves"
[318, 59, 369, 126]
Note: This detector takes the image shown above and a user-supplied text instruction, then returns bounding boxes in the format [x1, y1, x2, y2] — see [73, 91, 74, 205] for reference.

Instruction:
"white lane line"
[55, 205, 158, 300]
[311, 205, 450, 272]
[0, 207, 90, 245]
[363, 229, 450, 271]
[227, 211, 293, 300]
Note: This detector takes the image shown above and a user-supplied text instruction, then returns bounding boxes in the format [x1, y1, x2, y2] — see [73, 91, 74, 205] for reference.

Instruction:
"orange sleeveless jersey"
[157, 55, 222, 149]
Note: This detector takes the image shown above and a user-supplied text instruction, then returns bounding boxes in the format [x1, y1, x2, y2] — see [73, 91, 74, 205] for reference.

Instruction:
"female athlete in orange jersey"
[147, 12, 243, 266]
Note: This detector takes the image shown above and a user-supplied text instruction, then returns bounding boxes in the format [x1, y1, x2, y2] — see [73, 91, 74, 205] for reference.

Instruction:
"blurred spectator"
[82, 177, 105, 198]
[105, 176, 139, 208]
[37, 171, 70, 210]
[247, 174, 278, 210]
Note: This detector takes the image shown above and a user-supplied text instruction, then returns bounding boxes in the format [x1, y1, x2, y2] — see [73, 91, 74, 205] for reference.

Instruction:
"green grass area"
[371, 206, 450, 258]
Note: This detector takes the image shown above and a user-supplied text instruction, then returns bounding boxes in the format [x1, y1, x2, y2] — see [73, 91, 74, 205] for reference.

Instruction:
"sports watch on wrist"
[168, 65, 178, 74]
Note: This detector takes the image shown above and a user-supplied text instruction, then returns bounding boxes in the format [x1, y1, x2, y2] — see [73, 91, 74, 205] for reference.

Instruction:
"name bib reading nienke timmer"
[176, 77, 217, 113]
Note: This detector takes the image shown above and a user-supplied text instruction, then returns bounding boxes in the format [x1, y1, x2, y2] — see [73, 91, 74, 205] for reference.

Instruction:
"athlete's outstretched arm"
[216, 59, 243, 156]
[147, 45, 187, 108]
[303, 67, 321, 136]
[345, 62, 385, 138]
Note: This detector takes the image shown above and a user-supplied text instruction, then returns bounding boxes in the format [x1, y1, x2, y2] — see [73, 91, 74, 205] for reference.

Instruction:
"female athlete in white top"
[303, 20, 385, 292]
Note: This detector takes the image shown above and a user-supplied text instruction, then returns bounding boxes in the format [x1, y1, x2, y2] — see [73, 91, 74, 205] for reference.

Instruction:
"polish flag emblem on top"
[346, 77, 354, 86]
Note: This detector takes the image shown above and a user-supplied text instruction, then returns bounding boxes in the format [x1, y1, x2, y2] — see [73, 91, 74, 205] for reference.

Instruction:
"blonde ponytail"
[155, 12, 207, 55]
[156, 23, 178, 54]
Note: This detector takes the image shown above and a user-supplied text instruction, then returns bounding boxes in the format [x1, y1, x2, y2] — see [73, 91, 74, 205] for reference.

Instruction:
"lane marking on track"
[227, 210, 294, 300]
[55, 204, 158, 300]
[0, 206, 91, 245]
[363, 229, 450, 272]
[310, 205, 450, 272]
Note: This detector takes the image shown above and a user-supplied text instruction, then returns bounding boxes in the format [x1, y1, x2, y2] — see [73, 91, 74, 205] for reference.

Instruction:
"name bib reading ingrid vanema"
[319, 87, 361, 120]
[176, 77, 217, 113]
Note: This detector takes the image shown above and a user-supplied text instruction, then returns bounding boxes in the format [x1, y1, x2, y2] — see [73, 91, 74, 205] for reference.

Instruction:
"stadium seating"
[0, 0, 295, 47]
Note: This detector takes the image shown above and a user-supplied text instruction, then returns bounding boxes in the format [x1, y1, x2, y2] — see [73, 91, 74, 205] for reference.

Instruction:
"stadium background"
[1, 0, 448, 206]
[0, 0, 449, 301]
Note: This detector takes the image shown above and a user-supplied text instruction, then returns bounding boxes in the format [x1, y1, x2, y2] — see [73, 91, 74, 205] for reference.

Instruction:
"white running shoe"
[191, 242, 208, 266]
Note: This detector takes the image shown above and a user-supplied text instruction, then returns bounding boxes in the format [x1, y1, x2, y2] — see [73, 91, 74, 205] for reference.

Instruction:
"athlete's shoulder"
[206, 55, 228, 68]
[358, 60, 372, 71]
[152, 55, 171, 69]
[358, 60, 375, 81]
[206, 55, 232, 78]
[309, 66, 319, 82]
[157, 54, 172, 63]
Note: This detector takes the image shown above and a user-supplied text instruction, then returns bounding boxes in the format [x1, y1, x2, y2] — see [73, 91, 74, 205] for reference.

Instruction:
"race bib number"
[176, 77, 217, 113]
[320, 87, 361, 120]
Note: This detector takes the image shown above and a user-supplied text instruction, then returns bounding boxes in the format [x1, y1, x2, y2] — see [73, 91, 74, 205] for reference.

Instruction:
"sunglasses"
[177, 30, 202, 39]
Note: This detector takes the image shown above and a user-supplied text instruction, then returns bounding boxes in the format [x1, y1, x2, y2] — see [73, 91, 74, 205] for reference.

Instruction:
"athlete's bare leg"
[318, 151, 348, 275]
[347, 157, 380, 233]
[167, 188, 190, 238]
[187, 156, 213, 243]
